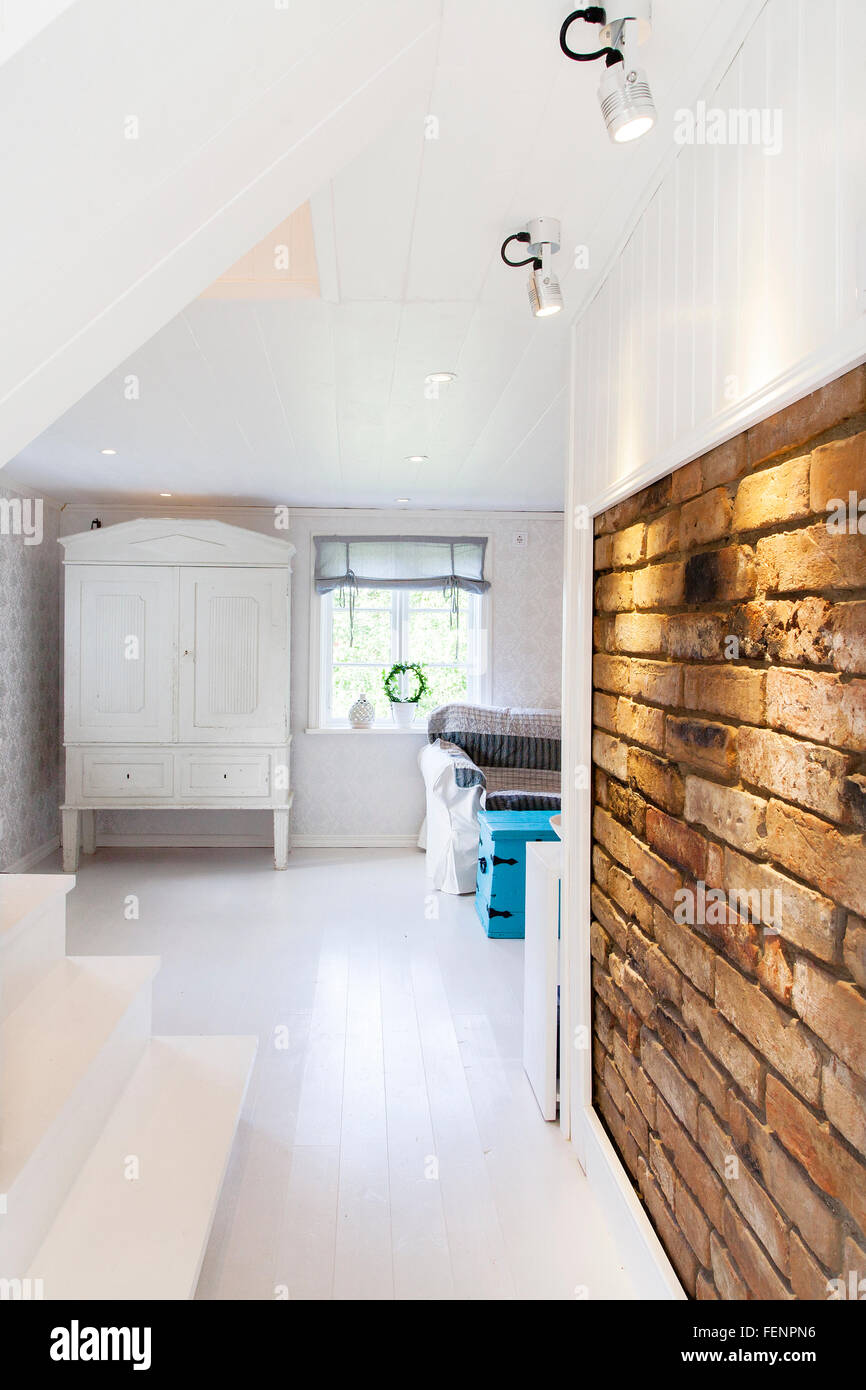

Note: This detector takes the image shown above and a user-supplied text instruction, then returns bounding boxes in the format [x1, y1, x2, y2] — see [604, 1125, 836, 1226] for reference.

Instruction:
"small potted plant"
[382, 662, 429, 727]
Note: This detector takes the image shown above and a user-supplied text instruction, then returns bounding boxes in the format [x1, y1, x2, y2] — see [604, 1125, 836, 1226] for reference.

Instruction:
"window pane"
[332, 605, 392, 664]
[417, 664, 468, 716]
[331, 665, 385, 721]
[409, 608, 468, 665]
[409, 587, 451, 610]
[355, 588, 391, 607]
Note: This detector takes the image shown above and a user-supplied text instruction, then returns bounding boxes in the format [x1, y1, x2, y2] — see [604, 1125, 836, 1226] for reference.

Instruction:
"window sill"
[303, 725, 427, 736]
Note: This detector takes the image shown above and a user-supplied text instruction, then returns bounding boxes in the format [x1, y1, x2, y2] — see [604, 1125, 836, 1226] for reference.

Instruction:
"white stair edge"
[0, 955, 159, 1271]
[27, 1034, 258, 1300]
[0, 875, 75, 1021]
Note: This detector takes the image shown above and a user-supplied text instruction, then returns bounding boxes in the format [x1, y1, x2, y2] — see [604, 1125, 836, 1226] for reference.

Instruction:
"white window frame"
[310, 585, 491, 729]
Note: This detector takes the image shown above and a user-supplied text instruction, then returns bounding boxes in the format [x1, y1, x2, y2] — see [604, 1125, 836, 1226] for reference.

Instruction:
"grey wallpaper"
[0, 487, 62, 869]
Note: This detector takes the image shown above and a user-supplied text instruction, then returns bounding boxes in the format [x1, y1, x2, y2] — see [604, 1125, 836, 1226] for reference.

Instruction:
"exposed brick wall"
[590, 365, 866, 1300]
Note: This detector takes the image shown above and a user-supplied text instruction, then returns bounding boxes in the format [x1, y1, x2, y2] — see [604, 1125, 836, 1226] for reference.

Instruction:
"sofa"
[418, 702, 561, 894]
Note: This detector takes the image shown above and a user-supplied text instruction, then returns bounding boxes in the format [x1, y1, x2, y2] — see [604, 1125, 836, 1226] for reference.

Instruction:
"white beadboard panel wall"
[59, 505, 563, 845]
[573, 0, 866, 513]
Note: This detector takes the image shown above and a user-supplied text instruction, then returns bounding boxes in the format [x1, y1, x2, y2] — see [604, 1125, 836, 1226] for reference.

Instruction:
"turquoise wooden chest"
[475, 809, 559, 938]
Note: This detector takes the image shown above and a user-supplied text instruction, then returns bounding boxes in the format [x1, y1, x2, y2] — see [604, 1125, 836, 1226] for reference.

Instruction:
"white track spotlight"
[500, 217, 563, 319]
[559, 4, 656, 145]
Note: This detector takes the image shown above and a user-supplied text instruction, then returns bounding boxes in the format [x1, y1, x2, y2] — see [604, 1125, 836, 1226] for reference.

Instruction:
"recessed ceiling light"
[100, 448, 117, 455]
[159, 492, 172, 498]
[394, 497, 411, 504]
[405, 454, 428, 463]
[425, 372, 457, 384]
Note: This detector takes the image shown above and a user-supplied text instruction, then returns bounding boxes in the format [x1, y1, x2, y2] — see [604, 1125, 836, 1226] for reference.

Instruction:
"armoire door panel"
[64, 565, 175, 742]
[178, 568, 288, 742]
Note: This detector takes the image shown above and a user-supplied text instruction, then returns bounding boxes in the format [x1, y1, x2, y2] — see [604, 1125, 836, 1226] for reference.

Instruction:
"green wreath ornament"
[382, 661, 430, 704]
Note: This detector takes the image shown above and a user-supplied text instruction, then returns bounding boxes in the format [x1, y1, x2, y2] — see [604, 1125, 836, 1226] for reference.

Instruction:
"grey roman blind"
[313, 536, 490, 596]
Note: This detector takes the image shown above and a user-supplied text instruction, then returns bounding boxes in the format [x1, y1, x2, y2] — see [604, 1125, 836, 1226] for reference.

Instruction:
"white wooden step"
[0, 954, 159, 1273]
[27, 1034, 257, 1300]
[0, 874, 75, 1020]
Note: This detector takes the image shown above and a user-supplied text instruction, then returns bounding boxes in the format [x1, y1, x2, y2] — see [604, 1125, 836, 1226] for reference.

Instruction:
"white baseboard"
[292, 834, 421, 848]
[2, 835, 61, 873]
[575, 1105, 685, 1301]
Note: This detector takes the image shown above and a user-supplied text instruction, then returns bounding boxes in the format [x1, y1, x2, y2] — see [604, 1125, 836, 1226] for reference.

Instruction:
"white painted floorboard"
[55, 846, 637, 1301]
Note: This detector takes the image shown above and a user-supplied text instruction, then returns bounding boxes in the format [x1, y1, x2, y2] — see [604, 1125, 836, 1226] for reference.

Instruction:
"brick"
[732, 455, 811, 531]
[698, 894, 761, 976]
[844, 915, 866, 987]
[615, 698, 666, 752]
[684, 776, 768, 856]
[792, 958, 866, 1080]
[604, 1056, 626, 1113]
[646, 808, 707, 880]
[671, 459, 703, 503]
[790, 1231, 833, 1301]
[683, 665, 765, 725]
[698, 1104, 789, 1274]
[649, 1133, 676, 1205]
[757, 524, 866, 592]
[593, 690, 618, 733]
[766, 1075, 866, 1234]
[595, 569, 634, 612]
[810, 432, 866, 513]
[843, 1235, 866, 1286]
[627, 659, 683, 706]
[624, 1089, 649, 1152]
[682, 980, 764, 1103]
[676, 1176, 712, 1264]
[628, 748, 685, 816]
[594, 615, 614, 650]
[593, 960, 629, 1028]
[608, 864, 654, 933]
[594, 997, 614, 1052]
[654, 905, 715, 996]
[686, 1036, 730, 1121]
[621, 959, 657, 1023]
[592, 844, 612, 893]
[654, 1002, 692, 1073]
[594, 533, 613, 570]
[738, 725, 851, 823]
[684, 545, 756, 604]
[667, 613, 725, 661]
[723, 847, 843, 964]
[646, 508, 680, 560]
[845, 774, 866, 831]
[757, 936, 795, 1007]
[592, 730, 628, 782]
[747, 368, 866, 466]
[593, 806, 631, 868]
[701, 436, 749, 491]
[722, 1198, 793, 1300]
[597, 1077, 628, 1153]
[656, 1095, 726, 1232]
[765, 799, 866, 917]
[731, 596, 834, 665]
[666, 716, 737, 778]
[647, 945, 683, 1008]
[641, 1030, 699, 1138]
[766, 668, 866, 751]
[680, 488, 733, 550]
[638, 1157, 699, 1296]
[715, 958, 821, 1104]
[595, 767, 610, 809]
[823, 1055, 866, 1153]
[629, 837, 683, 913]
[726, 1090, 841, 1270]
[633, 561, 685, 610]
[828, 601, 866, 674]
[627, 1007, 642, 1056]
[710, 1232, 748, 1300]
[614, 611, 666, 656]
[611, 522, 647, 568]
[590, 920, 611, 965]
[593, 652, 631, 694]
[608, 781, 647, 838]
[613, 1029, 656, 1123]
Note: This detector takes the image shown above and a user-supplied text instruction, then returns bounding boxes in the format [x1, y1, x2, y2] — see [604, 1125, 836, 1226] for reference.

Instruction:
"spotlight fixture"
[159, 492, 172, 497]
[100, 448, 117, 455]
[425, 372, 457, 384]
[405, 454, 428, 463]
[500, 217, 563, 319]
[559, 4, 656, 144]
[394, 497, 411, 504]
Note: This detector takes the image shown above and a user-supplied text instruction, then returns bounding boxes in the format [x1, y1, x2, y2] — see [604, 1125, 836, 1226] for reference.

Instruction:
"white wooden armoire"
[59, 519, 294, 870]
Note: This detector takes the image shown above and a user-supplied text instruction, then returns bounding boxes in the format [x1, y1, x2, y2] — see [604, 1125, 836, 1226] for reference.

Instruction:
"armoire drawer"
[178, 753, 272, 798]
[81, 751, 174, 798]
